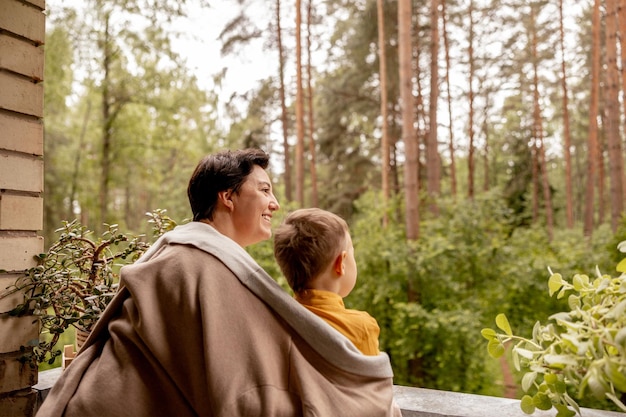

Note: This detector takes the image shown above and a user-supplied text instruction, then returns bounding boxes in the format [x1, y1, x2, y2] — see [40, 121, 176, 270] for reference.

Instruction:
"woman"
[37, 149, 399, 417]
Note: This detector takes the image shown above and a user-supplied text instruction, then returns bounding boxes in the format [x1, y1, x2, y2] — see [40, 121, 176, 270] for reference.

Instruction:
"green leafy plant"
[482, 241, 626, 416]
[0, 210, 176, 365]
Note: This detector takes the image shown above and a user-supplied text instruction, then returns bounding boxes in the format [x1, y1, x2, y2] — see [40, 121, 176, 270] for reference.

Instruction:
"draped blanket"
[36, 222, 400, 417]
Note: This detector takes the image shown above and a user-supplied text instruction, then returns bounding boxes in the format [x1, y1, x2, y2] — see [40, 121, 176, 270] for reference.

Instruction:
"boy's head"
[274, 208, 353, 294]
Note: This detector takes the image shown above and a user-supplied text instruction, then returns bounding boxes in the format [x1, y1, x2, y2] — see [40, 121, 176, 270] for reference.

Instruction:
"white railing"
[34, 368, 624, 417]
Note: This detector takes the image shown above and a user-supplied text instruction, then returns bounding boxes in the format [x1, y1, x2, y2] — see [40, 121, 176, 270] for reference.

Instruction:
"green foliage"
[1, 210, 175, 365]
[336, 189, 618, 403]
[42, 3, 220, 235]
[495, 225, 614, 336]
[607, 215, 626, 265]
[482, 241, 626, 415]
[346, 192, 506, 393]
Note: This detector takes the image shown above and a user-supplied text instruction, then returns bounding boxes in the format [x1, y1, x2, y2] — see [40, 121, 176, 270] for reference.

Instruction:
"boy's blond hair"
[274, 208, 349, 293]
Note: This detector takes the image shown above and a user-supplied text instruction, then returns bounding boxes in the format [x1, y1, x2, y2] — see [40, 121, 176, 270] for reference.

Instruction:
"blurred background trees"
[40, 0, 626, 411]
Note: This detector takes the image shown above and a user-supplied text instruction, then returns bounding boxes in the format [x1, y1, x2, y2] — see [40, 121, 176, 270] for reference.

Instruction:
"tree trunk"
[618, 0, 626, 205]
[399, 0, 421, 383]
[604, 0, 625, 232]
[100, 13, 112, 228]
[584, 0, 601, 237]
[482, 83, 491, 192]
[597, 115, 606, 226]
[467, 0, 476, 200]
[531, 135, 540, 224]
[413, 16, 426, 180]
[399, 0, 420, 242]
[441, 0, 457, 197]
[69, 101, 91, 220]
[427, 0, 440, 214]
[531, 5, 553, 240]
[559, 0, 574, 229]
[276, 0, 292, 202]
[306, 0, 318, 207]
[377, 0, 391, 226]
[295, 0, 305, 206]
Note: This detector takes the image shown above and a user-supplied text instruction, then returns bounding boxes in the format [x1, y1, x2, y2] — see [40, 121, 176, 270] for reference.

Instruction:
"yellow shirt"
[295, 289, 380, 356]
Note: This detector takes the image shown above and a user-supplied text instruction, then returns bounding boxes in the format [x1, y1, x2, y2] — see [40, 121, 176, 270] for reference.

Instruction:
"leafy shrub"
[1, 210, 175, 365]
[348, 192, 502, 392]
[482, 241, 626, 415]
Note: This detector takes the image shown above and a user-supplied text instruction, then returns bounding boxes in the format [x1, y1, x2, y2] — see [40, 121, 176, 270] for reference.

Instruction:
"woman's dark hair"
[187, 148, 270, 221]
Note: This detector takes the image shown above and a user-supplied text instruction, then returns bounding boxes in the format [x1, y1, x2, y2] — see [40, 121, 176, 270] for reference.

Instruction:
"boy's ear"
[333, 251, 347, 276]
[217, 190, 235, 210]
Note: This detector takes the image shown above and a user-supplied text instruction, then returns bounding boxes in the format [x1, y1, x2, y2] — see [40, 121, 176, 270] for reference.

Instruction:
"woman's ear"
[333, 251, 347, 276]
[217, 190, 235, 211]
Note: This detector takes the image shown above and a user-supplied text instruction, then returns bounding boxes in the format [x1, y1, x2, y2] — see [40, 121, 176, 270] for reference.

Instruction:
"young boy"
[273, 207, 380, 356]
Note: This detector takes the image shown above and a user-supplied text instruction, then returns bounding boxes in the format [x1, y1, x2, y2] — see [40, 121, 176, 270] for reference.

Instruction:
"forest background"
[40, 0, 626, 411]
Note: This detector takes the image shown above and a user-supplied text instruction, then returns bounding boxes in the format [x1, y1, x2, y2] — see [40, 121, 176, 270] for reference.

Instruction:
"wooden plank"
[0, 315, 39, 355]
[0, 274, 25, 313]
[0, 0, 46, 44]
[0, 236, 44, 272]
[0, 34, 44, 81]
[25, 0, 45, 10]
[0, 72, 44, 117]
[0, 388, 37, 417]
[0, 195, 43, 230]
[0, 112, 43, 155]
[0, 154, 43, 192]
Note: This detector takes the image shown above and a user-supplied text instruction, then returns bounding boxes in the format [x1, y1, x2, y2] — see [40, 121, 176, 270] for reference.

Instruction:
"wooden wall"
[0, 0, 45, 415]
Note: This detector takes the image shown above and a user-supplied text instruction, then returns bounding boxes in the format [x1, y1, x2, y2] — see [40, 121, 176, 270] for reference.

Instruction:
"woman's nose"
[269, 196, 280, 211]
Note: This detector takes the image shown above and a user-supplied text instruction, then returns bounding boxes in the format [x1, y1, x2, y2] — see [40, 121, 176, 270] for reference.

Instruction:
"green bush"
[1, 210, 175, 366]
[483, 241, 626, 415]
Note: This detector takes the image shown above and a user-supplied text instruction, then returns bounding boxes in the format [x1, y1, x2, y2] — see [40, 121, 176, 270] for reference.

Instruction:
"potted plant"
[482, 240, 626, 417]
[0, 209, 176, 366]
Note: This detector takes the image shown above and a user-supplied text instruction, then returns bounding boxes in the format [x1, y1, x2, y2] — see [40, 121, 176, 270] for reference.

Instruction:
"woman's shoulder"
[123, 242, 229, 276]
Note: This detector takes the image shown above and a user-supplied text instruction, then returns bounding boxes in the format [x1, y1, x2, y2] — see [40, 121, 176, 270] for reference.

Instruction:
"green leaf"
[544, 373, 558, 384]
[487, 339, 505, 358]
[615, 327, 626, 346]
[572, 274, 588, 291]
[521, 371, 537, 392]
[594, 277, 610, 292]
[605, 392, 626, 413]
[481, 328, 497, 340]
[606, 362, 626, 392]
[562, 393, 581, 415]
[582, 367, 608, 400]
[554, 404, 576, 417]
[567, 294, 580, 310]
[554, 380, 567, 394]
[544, 354, 577, 369]
[605, 299, 626, 319]
[514, 347, 534, 360]
[548, 273, 564, 297]
[533, 392, 553, 411]
[512, 347, 521, 371]
[520, 395, 535, 414]
[495, 313, 512, 336]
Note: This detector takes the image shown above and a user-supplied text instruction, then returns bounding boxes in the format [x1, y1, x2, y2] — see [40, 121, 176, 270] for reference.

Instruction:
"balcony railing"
[34, 368, 624, 417]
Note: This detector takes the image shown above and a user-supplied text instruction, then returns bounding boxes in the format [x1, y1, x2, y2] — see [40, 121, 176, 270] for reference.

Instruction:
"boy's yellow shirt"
[295, 289, 380, 356]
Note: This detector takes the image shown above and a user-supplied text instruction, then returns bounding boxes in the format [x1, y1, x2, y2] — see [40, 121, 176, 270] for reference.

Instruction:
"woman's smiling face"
[230, 165, 280, 247]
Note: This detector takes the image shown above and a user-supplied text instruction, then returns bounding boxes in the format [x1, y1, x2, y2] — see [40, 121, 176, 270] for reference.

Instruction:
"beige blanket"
[36, 222, 399, 417]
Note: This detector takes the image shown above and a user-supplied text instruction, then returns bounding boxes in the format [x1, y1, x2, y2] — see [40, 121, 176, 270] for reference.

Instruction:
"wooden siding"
[0, 0, 46, 416]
